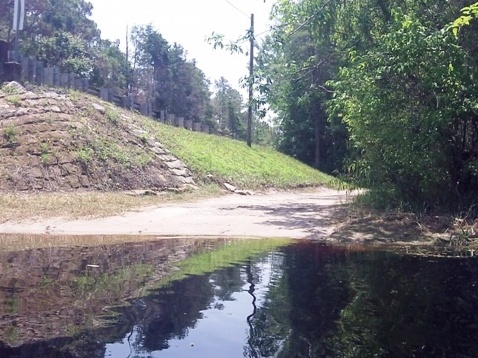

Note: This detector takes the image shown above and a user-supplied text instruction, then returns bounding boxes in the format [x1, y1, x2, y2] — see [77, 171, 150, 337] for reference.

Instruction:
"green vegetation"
[74, 263, 155, 298]
[1, 83, 20, 94]
[256, 0, 478, 215]
[142, 118, 337, 189]
[5, 95, 22, 107]
[80, 105, 96, 118]
[39, 143, 51, 164]
[449, 2, 478, 35]
[105, 107, 120, 124]
[74, 146, 93, 163]
[139, 134, 149, 145]
[3, 125, 18, 145]
[68, 89, 81, 101]
[93, 136, 152, 168]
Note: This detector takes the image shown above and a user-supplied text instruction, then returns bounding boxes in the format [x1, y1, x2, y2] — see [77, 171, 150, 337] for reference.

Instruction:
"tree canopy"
[258, 0, 478, 213]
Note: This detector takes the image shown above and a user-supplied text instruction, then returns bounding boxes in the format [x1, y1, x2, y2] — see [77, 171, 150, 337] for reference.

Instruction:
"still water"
[0, 236, 477, 357]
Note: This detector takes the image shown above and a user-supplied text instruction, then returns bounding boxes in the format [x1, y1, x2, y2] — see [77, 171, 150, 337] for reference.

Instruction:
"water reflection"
[1, 237, 478, 357]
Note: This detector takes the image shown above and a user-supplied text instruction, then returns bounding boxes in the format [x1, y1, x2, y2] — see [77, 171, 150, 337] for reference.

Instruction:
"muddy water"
[0, 236, 478, 357]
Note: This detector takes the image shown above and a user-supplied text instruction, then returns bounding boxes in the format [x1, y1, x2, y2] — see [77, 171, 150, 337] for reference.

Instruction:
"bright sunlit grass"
[141, 117, 339, 190]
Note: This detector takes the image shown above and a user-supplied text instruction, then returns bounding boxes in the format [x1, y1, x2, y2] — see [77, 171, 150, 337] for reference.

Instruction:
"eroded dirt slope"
[0, 82, 195, 192]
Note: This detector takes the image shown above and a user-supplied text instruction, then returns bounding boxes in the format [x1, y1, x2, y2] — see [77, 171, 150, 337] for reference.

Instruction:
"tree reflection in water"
[245, 258, 258, 358]
[1, 239, 478, 357]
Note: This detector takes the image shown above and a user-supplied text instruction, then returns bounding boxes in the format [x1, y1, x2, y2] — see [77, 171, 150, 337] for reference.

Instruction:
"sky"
[88, 0, 274, 95]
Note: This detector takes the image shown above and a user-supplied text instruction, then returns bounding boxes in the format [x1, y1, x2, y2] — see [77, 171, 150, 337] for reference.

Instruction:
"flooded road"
[0, 235, 477, 357]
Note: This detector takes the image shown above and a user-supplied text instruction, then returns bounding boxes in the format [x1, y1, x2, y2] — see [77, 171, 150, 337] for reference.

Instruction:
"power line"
[289, 0, 331, 36]
[255, 28, 272, 39]
[224, 0, 249, 18]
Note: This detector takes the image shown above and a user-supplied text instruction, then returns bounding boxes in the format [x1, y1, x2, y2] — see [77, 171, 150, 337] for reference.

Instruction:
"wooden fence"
[0, 40, 211, 134]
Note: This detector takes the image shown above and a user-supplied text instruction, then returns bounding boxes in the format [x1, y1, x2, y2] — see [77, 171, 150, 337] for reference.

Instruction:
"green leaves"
[448, 2, 478, 36]
[36, 31, 93, 76]
[332, 13, 478, 211]
[130, 25, 212, 122]
[258, 0, 478, 211]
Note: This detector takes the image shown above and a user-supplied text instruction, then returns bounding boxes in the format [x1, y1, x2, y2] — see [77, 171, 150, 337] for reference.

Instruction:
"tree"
[130, 24, 169, 106]
[0, 0, 132, 90]
[330, 14, 478, 211]
[35, 31, 93, 76]
[259, 0, 478, 212]
[130, 25, 212, 122]
[212, 77, 246, 139]
[89, 39, 131, 93]
[0, 0, 14, 42]
[257, 17, 346, 172]
[18, 0, 101, 55]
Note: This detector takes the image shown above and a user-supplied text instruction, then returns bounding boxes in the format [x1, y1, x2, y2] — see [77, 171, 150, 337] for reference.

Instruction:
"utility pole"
[125, 24, 131, 98]
[11, 0, 25, 62]
[247, 13, 254, 147]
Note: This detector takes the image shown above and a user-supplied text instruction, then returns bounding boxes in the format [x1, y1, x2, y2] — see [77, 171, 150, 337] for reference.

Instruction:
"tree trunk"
[314, 113, 321, 169]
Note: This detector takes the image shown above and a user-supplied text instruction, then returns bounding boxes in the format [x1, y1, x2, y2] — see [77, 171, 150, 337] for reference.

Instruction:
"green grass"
[140, 117, 340, 190]
[3, 124, 18, 145]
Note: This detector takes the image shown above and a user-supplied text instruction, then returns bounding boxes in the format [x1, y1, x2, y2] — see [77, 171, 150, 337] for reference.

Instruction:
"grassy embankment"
[141, 116, 337, 189]
[1, 100, 340, 221]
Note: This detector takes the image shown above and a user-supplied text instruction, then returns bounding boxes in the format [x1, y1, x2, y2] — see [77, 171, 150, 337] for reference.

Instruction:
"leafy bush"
[329, 17, 478, 212]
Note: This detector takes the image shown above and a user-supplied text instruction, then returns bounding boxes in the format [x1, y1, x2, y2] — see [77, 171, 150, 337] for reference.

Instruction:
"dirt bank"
[0, 82, 195, 192]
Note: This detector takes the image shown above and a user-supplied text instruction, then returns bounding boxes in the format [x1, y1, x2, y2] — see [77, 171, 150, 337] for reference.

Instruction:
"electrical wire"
[224, 0, 250, 18]
[288, 0, 332, 36]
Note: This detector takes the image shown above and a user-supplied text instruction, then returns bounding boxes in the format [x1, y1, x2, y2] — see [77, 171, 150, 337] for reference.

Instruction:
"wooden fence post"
[20, 57, 29, 81]
[68, 73, 75, 88]
[139, 103, 146, 115]
[53, 67, 61, 86]
[83, 79, 89, 92]
[167, 113, 175, 125]
[44, 67, 53, 86]
[193, 122, 201, 132]
[0, 41, 8, 63]
[176, 116, 184, 127]
[3, 62, 21, 82]
[35, 61, 43, 85]
[100, 88, 109, 101]
[27, 58, 36, 83]
[60, 73, 68, 88]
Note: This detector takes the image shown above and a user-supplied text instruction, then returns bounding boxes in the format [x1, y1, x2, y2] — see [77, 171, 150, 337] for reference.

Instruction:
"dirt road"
[0, 188, 352, 238]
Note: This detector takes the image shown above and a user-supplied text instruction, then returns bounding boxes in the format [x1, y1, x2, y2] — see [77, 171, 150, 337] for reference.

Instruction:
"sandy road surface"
[0, 188, 352, 238]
